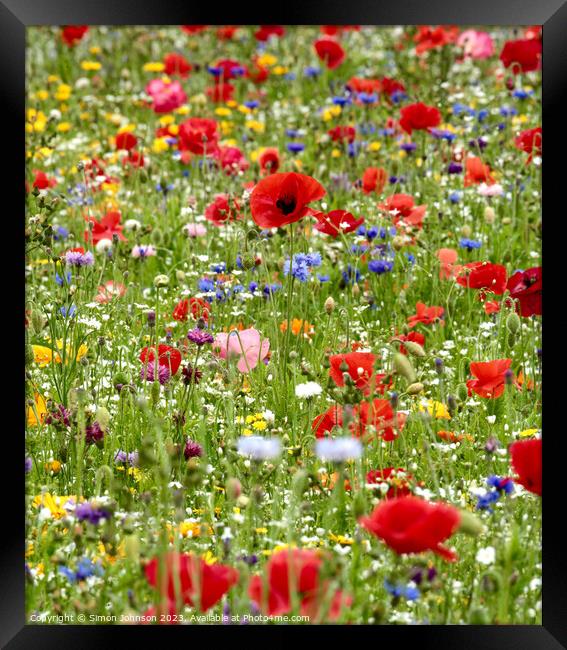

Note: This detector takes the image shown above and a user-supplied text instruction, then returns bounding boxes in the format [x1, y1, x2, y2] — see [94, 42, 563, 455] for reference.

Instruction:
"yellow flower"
[44, 460, 62, 474]
[243, 428, 253, 436]
[331, 149, 341, 158]
[419, 400, 451, 420]
[252, 420, 267, 431]
[257, 53, 277, 67]
[255, 527, 268, 534]
[57, 122, 72, 132]
[321, 105, 341, 121]
[215, 107, 232, 117]
[35, 89, 49, 101]
[54, 84, 72, 101]
[519, 428, 539, 438]
[159, 115, 175, 126]
[220, 121, 234, 136]
[32, 345, 54, 367]
[175, 105, 190, 115]
[81, 61, 102, 71]
[152, 137, 170, 153]
[202, 551, 218, 565]
[272, 65, 288, 75]
[178, 520, 212, 538]
[367, 141, 382, 152]
[89, 46, 101, 55]
[32, 493, 77, 519]
[143, 62, 165, 72]
[27, 393, 47, 427]
[328, 533, 353, 546]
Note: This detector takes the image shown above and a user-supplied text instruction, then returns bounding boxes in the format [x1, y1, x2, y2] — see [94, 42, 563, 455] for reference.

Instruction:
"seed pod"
[95, 406, 111, 431]
[406, 382, 424, 395]
[31, 310, 45, 334]
[292, 469, 308, 499]
[506, 312, 521, 334]
[153, 274, 169, 288]
[402, 340, 426, 357]
[150, 381, 160, 405]
[393, 352, 417, 383]
[324, 296, 335, 314]
[457, 509, 484, 536]
[484, 207, 496, 224]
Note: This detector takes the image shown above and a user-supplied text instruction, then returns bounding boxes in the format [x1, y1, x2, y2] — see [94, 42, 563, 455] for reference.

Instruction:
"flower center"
[276, 195, 297, 215]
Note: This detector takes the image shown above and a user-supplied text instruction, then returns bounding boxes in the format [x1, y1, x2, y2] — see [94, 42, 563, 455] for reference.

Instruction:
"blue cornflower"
[198, 278, 215, 292]
[448, 162, 463, 174]
[60, 305, 76, 318]
[367, 227, 379, 240]
[459, 238, 482, 251]
[390, 90, 408, 104]
[356, 225, 367, 236]
[406, 253, 415, 265]
[477, 109, 489, 122]
[499, 106, 518, 117]
[287, 142, 305, 153]
[341, 265, 360, 285]
[304, 66, 321, 78]
[211, 262, 226, 273]
[449, 192, 462, 204]
[400, 142, 417, 152]
[358, 92, 378, 104]
[285, 129, 299, 138]
[332, 96, 351, 106]
[55, 271, 72, 286]
[283, 72, 296, 81]
[430, 129, 456, 142]
[263, 283, 281, 296]
[513, 89, 532, 100]
[244, 100, 259, 109]
[232, 284, 244, 294]
[305, 252, 322, 268]
[368, 259, 394, 274]
[317, 274, 330, 283]
[53, 226, 69, 241]
[248, 281, 258, 293]
[283, 258, 309, 282]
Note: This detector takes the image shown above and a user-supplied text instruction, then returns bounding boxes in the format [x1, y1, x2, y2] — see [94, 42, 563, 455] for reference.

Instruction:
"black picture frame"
[5, 2, 564, 647]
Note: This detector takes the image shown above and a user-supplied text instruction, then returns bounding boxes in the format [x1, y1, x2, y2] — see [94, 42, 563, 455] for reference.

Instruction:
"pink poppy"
[457, 30, 494, 59]
[145, 79, 187, 114]
[213, 328, 269, 373]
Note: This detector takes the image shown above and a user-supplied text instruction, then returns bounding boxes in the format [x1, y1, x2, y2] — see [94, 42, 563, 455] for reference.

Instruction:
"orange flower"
[437, 431, 473, 443]
[280, 318, 315, 337]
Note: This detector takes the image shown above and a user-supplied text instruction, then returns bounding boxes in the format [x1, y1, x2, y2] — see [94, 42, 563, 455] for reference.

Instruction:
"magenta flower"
[213, 328, 270, 373]
[457, 30, 494, 60]
[145, 78, 187, 114]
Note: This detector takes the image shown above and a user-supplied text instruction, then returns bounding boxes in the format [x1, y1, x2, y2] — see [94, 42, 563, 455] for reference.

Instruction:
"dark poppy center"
[276, 195, 297, 215]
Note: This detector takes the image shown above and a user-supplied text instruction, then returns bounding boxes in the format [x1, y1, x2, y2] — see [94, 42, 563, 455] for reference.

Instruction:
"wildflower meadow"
[25, 25, 542, 626]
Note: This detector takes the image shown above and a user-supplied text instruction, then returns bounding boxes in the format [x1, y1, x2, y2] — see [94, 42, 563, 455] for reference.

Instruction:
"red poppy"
[509, 438, 542, 496]
[466, 358, 514, 399]
[515, 127, 542, 163]
[366, 467, 414, 499]
[312, 209, 364, 238]
[115, 131, 137, 151]
[84, 210, 126, 245]
[464, 156, 496, 186]
[399, 102, 441, 135]
[407, 302, 444, 328]
[361, 167, 387, 195]
[506, 267, 542, 317]
[313, 398, 403, 442]
[500, 39, 542, 73]
[163, 53, 192, 78]
[178, 118, 219, 156]
[483, 300, 501, 315]
[140, 345, 182, 375]
[328, 126, 356, 143]
[181, 25, 207, 34]
[95, 281, 126, 304]
[248, 59, 270, 84]
[61, 26, 89, 47]
[328, 352, 377, 393]
[173, 297, 210, 322]
[346, 78, 382, 95]
[381, 77, 406, 98]
[145, 551, 239, 612]
[321, 25, 360, 36]
[249, 172, 326, 229]
[206, 83, 235, 103]
[414, 25, 459, 55]
[31, 170, 57, 190]
[204, 194, 242, 227]
[437, 248, 461, 280]
[258, 148, 280, 175]
[456, 262, 508, 296]
[360, 495, 461, 561]
[123, 150, 145, 169]
[248, 549, 350, 621]
[214, 59, 248, 80]
[254, 25, 285, 41]
[394, 330, 426, 355]
[217, 26, 238, 40]
[379, 193, 427, 229]
[215, 146, 249, 175]
[314, 37, 346, 70]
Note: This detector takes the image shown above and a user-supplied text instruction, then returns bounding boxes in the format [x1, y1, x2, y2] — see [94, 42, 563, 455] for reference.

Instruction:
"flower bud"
[236, 495, 249, 509]
[176, 270, 186, 282]
[484, 207, 496, 224]
[95, 406, 111, 432]
[506, 312, 521, 334]
[153, 274, 169, 288]
[392, 236, 405, 251]
[324, 296, 335, 314]
[456, 383, 469, 402]
[151, 228, 163, 245]
[469, 607, 490, 625]
[457, 509, 484, 536]
[461, 225, 472, 238]
[226, 477, 241, 501]
[393, 352, 417, 383]
[150, 380, 160, 405]
[406, 382, 424, 395]
[292, 469, 308, 499]
[402, 341, 426, 357]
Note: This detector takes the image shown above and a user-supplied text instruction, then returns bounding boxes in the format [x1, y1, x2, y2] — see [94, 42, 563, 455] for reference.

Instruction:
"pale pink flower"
[457, 30, 494, 60]
[183, 223, 207, 238]
[213, 328, 270, 373]
[477, 183, 504, 197]
[95, 281, 126, 303]
[145, 78, 187, 114]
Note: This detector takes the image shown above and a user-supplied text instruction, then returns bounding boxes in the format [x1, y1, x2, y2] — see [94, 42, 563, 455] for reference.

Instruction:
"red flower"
[84, 210, 126, 245]
[381, 77, 406, 98]
[205, 194, 242, 227]
[178, 118, 219, 156]
[312, 209, 364, 238]
[466, 358, 513, 399]
[360, 495, 461, 561]
[407, 302, 444, 328]
[140, 345, 182, 375]
[399, 102, 441, 135]
[123, 150, 145, 169]
[115, 131, 137, 151]
[515, 127, 542, 163]
[217, 26, 238, 40]
[314, 37, 346, 70]
[312, 398, 403, 442]
[328, 126, 356, 143]
[182, 25, 207, 34]
[254, 25, 285, 41]
[395, 330, 426, 355]
[464, 156, 496, 186]
[248, 549, 350, 621]
[173, 297, 210, 322]
[61, 26, 88, 47]
[328, 352, 377, 393]
[379, 193, 427, 229]
[163, 53, 192, 78]
[506, 267, 542, 317]
[510, 439, 542, 496]
[361, 167, 387, 195]
[214, 59, 248, 80]
[31, 170, 57, 190]
[483, 300, 501, 315]
[145, 551, 238, 612]
[258, 148, 280, 175]
[206, 83, 235, 103]
[249, 172, 326, 229]
[366, 467, 414, 499]
[436, 248, 461, 280]
[414, 25, 459, 55]
[346, 77, 382, 95]
[215, 146, 249, 175]
[456, 262, 508, 296]
[500, 39, 542, 73]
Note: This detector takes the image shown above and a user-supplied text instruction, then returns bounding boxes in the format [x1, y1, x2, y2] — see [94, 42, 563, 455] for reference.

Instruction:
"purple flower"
[140, 363, 170, 385]
[45, 404, 71, 429]
[182, 364, 202, 385]
[85, 421, 104, 445]
[184, 438, 203, 460]
[187, 328, 215, 346]
[65, 250, 94, 267]
[25, 457, 32, 473]
[75, 502, 111, 525]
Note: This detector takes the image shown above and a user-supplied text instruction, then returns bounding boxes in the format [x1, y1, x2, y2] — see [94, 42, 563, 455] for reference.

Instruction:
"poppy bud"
[226, 477, 241, 500]
[406, 382, 424, 395]
[447, 394, 457, 416]
[461, 225, 472, 238]
[469, 607, 490, 625]
[484, 207, 496, 224]
[176, 270, 186, 282]
[457, 509, 484, 536]
[150, 380, 160, 405]
[236, 495, 249, 508]
[292, 469, 308, 499]
[393, 352, 417, 383]
[392, 236, 404, 251]
[456, 383, 468, 402]
[31, 310, 45, 334]
[403, 341, 426, 357]
[324, 296, 335, 314]
[151, 228, 163, 245]
[502, 217, 511, 225]
[153, 274, 169, 288]
[352, 283, 360, 297]
[95, 406, 111, 432]
[506, 312, 521, 334]
[25, 344, 35, 365]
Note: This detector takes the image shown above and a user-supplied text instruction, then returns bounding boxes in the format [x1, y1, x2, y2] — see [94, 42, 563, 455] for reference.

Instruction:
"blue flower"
[341, 265, 360, 285]
[332, 96, 351, 106]
[304, 66, 321, 78]
[459, 238, 482, 251]
[248, 281, 258, 293]
[198, 278, 215, 292]
[60, 305, 76, 318]
[368, 259, 394, 274]
[55, 271, 72, 286]
[449, 192, 462, 204]
[53, 226, 69, 241]
[287, 142, 305, 153]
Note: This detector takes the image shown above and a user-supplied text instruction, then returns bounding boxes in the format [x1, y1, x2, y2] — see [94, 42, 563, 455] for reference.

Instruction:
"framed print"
[3, 0, 564, 646]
